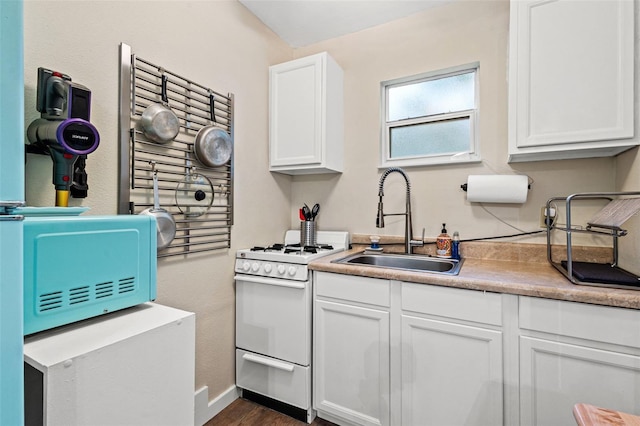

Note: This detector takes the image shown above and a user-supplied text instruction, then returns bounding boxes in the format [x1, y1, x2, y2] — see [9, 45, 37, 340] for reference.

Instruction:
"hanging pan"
[193, 93, 232, 167]
[175, 169, 214, 218]
[140, 170, 176, 250]
[140, 74, 180, 144]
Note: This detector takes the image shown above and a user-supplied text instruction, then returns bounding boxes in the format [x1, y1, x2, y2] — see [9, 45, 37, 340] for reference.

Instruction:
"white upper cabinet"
[508, 0, 636, 162]
[269, 52, 344, 174]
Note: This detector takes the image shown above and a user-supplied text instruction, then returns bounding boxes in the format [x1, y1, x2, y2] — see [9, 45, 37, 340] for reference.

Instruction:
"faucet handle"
[410, 228, 425, 248]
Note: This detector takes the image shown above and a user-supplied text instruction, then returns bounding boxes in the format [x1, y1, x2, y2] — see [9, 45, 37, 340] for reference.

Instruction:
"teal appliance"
[0, 0, 25, 423]
[22, 214, 157, 335]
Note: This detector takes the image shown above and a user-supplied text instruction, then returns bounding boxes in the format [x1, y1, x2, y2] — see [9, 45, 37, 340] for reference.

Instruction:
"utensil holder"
[300, 221, 317, 246]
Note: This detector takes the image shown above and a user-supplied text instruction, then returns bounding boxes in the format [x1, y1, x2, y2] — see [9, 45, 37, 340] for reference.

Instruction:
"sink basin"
[332, 252, 463, 275]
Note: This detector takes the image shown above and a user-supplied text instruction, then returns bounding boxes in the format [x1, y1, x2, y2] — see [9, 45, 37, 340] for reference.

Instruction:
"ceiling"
[238, 0, 454, 48]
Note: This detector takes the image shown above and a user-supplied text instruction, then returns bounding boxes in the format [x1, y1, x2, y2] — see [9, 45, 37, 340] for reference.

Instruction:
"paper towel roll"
[466, 175, 529, 203]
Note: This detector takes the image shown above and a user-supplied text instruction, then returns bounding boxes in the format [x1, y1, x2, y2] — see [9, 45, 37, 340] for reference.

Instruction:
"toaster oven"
[22, 214, 157, 335]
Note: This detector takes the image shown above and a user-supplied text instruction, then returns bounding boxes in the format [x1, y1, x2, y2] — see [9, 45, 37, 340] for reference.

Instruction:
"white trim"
[381, 61, 480, 88]
[379, 152, 482, 169]
[194, 385, 240, 426]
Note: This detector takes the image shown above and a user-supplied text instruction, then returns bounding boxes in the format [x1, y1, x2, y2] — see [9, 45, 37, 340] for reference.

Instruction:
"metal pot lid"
[175, 173, 214, 217]
[194, 126, 232, 167]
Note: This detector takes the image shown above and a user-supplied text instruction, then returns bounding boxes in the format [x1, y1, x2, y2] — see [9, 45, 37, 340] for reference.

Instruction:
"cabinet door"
[269, 55, 323, 167]
[508, 0, 635, 161]
[520, 336, 640, 426]
[401, 315, 503, 426]
[314, 299, 390, 426]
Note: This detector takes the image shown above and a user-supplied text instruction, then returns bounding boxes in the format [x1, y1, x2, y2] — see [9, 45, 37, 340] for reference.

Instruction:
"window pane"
[388, 72, 475, 121]
[390, 117, 470, 158]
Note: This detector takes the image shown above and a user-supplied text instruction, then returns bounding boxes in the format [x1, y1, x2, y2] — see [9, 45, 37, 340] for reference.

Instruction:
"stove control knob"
[264, 263, 272, 273]
[277, 264, 286, 275]
[251, 262, 260, 272]
[287, 266, 297, 276]
[242, 261, 251, 272]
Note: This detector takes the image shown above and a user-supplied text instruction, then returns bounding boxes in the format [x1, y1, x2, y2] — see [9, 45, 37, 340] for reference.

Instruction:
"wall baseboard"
[194, 385, 239, 426]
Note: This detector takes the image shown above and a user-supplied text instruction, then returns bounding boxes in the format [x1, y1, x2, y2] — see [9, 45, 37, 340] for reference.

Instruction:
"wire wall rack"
[117, 43, 234, 258]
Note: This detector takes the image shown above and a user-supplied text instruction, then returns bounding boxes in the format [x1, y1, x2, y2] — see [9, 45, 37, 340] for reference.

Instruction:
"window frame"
[379, 62, 481, 168]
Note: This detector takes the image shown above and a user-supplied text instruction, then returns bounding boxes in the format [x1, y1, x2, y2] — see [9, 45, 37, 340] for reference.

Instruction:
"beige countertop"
[309, 237, 640, 310]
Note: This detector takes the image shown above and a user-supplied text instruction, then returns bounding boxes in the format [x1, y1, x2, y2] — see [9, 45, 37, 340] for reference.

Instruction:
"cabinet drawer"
[236, 349, 310, 409]
[519, 296, 640, 348]
[315, 272, 390, 307]
[402, 282, 502, 326]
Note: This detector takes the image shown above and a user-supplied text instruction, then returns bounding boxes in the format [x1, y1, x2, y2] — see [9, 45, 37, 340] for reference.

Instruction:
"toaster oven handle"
[234, 275, 306, 289]
[242, 352, 295, 372]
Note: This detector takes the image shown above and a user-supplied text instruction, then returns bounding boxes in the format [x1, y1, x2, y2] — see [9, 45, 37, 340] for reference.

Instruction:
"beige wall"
[23, 0, 293, 406]
[290, 0, 638, 272]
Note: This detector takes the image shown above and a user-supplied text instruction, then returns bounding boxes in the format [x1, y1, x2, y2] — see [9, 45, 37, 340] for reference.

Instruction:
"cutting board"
[573, 403, 640, 426]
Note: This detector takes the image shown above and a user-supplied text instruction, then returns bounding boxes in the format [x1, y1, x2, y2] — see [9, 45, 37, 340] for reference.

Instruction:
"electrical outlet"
[539, 206, 557, 228]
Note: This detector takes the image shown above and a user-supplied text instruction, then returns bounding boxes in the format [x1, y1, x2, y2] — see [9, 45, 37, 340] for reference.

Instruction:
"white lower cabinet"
[519, 296, 640, 425]
[400, 282, 505, 426]
[314, 273, 390, 426]
[519, 337, 640, 426]
[314, 300, 390, 426]
[313, 272, 506, 426]
[401, 316, 503, 425]
[313, 272, 640, 426]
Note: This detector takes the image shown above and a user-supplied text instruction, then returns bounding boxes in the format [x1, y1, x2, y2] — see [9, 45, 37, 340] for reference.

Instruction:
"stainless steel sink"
[332, 252, 463, 275]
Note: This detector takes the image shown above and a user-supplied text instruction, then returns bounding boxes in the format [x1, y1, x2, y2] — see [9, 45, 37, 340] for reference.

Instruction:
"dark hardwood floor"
[204, 398, 336, 426]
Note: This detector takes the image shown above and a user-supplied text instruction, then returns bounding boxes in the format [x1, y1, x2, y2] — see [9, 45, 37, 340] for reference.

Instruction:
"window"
[380, 63, 480, 167]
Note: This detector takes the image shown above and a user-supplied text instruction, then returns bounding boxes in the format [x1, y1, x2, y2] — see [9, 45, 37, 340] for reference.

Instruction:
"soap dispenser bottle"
[436, 223, 452, 258]
[452, 231, 460, 260]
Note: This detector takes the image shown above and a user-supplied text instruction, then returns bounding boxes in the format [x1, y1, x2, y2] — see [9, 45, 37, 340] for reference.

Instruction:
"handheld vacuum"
[27, 68, 100, 206]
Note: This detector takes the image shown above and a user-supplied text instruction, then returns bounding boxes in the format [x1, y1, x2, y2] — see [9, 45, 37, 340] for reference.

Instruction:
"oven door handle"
[234, 275, 306, 289]
[242, 353, 295, 372]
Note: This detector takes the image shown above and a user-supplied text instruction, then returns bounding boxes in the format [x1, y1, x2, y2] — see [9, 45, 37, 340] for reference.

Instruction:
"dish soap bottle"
[436, 223, 452, 258]
[452, 231, 460, 260]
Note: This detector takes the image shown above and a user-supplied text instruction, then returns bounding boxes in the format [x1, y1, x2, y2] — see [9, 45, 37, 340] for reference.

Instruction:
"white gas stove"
[235, 230, 349, 281]
[234, 229, 349, 423]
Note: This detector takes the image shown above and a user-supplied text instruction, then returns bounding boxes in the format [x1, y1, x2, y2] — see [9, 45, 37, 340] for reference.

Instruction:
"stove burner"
[281, 243, 335, 255]
[250, 243, 336, 256]
[251, 244, 288, 252]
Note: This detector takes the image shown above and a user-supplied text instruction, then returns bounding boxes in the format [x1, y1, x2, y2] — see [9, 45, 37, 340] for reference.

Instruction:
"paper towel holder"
[459, 182, 531, 191]
[460, 174, 532, 204]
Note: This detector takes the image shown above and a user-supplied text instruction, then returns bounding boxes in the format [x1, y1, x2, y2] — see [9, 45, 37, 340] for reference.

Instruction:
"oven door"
[235, 274, 311, 366]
